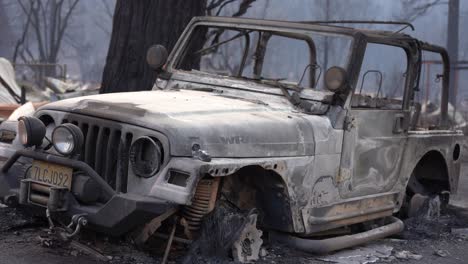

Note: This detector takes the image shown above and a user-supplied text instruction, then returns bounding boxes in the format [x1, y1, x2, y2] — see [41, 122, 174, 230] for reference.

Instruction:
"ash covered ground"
[2, 203, 468, 264]
[3, 165, 468, 264]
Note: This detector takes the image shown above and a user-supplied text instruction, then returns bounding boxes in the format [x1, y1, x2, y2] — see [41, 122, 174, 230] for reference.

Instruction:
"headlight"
[17, 116, 46, 147]
[129, 137, 162, 178]
[52, 124, 84, 156]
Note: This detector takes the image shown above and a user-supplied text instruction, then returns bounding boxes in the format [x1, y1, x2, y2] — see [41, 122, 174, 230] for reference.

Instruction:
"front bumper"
[0, 149, 175, 236]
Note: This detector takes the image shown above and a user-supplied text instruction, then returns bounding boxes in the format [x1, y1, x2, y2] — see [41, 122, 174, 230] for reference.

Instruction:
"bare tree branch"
[204, 0, 257, 57]
[13, 0, 80, 77]
[101, 0, 114, 19]
[401, 0, 448, 22]
[54, 0, 79, 60]
[94, 19, 112, 36]
[29, 1, 47, 60]
[215, 0, 236, 16]
[16, 0, 28, 17]
[231, 0, 255, 17]
[207, 0, 256, 17]
[43, 0, 52, 59]
[206, 0, 225, 11]
[13, 0, 33, 63]
[93, 0, 114, 36]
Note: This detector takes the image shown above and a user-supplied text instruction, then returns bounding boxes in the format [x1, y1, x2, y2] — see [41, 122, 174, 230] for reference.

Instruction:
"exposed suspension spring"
[182, 178, 220, 234]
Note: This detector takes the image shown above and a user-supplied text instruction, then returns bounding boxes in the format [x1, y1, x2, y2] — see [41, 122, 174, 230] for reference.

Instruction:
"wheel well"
[219, 165, 295, 232]
[410, 150, 450, 194]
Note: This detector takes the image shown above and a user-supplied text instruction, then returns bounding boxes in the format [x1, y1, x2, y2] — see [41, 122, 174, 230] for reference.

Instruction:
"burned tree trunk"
[447, 0, 459, 106]
[100, 0, 206, 94]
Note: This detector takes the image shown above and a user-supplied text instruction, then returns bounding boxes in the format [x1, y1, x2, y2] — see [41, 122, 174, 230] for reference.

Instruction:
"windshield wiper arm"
[237, 76, 303, 92]
[265, 79, 323, 114]
[260, 78, 303, 92]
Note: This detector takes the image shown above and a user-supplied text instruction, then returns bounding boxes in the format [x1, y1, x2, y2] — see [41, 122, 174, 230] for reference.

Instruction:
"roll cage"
[165, 17, 450, 126]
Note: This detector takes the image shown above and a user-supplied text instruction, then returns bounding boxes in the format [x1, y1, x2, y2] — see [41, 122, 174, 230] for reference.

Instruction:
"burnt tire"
[183, 203, 263, 263]
[401, 172, 450, 218]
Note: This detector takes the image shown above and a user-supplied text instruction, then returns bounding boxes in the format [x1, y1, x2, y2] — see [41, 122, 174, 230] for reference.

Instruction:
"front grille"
[62, 117, 133, 193]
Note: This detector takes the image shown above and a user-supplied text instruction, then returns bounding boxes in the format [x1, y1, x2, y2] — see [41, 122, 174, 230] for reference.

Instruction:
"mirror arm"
[156, 70, 172, 80]
[20, 86, 26, 105]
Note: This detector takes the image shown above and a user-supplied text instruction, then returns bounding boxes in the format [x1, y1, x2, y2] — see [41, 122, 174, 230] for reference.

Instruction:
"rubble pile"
[1, 200, 468, 263]
[0, 204, 42, 232]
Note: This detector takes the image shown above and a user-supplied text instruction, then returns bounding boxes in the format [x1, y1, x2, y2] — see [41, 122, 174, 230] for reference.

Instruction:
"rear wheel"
[402, 171, 450, 218]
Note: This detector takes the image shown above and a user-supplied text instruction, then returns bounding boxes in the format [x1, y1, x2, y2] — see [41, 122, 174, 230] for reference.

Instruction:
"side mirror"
[324, 66, 348, 93]
[146, 45, 168, 70]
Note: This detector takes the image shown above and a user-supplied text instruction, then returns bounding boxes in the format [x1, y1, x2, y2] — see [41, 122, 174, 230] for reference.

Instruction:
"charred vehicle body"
[0, 17, 463, 254]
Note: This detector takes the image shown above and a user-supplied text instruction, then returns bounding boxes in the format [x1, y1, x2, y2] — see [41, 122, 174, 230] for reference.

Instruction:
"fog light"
[17, 116, 46, 147]
[324, 66, 348, 92]
[52, 124, 84, 156]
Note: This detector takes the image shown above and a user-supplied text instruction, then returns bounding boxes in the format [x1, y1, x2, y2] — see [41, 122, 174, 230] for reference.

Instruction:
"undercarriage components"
[162, 217, 179, 264]
[46, 209, 55, 229]
[20, 180, 68, 211]
[232, 212, 263, 263]
[45, 211, 88, 239]
[182, 178, 220, 235]
[408, 193, 429, 218]
[132, 207, 178, 245]
[271, 216, 404, 254]
[407, 192, 449, 218]
[3, 194, 18, 207]
[65, 214, 88, 238]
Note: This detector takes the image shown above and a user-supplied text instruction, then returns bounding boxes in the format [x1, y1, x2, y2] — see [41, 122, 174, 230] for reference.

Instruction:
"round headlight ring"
[17, 116, 46, 147]
[129, 136, 163, 178]
[324, 66, 348, 93]
[52, 124, 84, 156]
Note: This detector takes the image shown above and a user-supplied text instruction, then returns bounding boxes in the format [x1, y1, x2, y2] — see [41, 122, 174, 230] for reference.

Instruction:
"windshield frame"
[165, 18, 358, 90]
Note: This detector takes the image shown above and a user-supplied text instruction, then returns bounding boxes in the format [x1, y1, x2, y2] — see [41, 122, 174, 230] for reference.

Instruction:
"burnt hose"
[271, 216, 404, 254]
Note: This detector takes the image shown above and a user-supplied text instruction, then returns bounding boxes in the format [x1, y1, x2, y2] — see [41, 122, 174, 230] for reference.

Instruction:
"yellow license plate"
[29, 160, 73, 190]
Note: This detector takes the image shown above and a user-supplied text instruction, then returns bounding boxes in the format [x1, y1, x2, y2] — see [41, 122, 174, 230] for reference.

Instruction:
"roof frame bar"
[300, 20, 415, 31]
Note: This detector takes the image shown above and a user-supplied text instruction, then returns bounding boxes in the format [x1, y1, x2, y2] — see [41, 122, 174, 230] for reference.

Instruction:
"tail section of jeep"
[0, 17, 463, 254]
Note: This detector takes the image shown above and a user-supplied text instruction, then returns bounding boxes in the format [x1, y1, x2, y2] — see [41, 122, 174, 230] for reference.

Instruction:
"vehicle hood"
[39, 90, 315, 157]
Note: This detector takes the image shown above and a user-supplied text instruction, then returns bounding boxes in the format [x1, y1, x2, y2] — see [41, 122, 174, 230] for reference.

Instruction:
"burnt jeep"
[0, 17, 463, 253]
